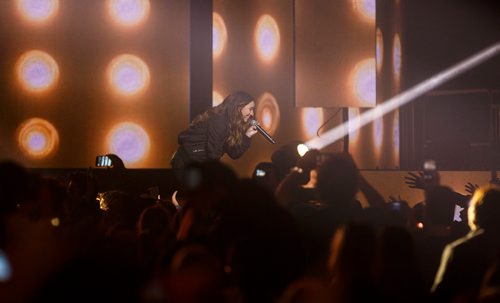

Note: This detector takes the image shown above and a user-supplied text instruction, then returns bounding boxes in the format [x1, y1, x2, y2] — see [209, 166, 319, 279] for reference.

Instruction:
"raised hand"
[404, 171, 425, 190]
[464, 182, 479, 196]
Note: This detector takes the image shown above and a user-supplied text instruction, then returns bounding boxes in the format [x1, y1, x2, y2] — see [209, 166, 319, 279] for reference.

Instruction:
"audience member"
[432, 185, 500, 302]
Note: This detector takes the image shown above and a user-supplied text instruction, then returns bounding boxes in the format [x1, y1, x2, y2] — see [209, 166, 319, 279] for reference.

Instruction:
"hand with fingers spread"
[404, 171, 425, 190]
[464, 182, 479, 196]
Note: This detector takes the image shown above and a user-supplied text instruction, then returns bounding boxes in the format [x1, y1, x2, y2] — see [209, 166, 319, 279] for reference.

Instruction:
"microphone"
[249, 119, 276, 144]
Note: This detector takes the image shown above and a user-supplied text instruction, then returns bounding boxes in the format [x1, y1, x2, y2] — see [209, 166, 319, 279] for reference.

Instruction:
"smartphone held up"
[423, 159, 437, 181]
[95, 155, 112, 167]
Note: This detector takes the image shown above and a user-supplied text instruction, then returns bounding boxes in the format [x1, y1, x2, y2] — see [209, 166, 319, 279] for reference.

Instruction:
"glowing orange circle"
[376, 28, 384, 73]
[352, 0, 375, 23]
[16, 50, 59, 94]
[16, 0, 59, 24]
[393, 110, 400, 162]
[254, 15, 280, 62]
[107, 0, 150, 27]
[106, 122, 150, 165]
[301, 108, 324, 138]
[392, 34, 402, 85]
[255, 92, 280, 136]
[350, 58, 376, 105]
[213, 13, 227, 59]
[106, 54, 150, 97]
[17, 117, 59, 159]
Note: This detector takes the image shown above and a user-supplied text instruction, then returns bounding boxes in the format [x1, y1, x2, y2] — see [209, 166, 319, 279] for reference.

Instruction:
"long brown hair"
[192, 91, 254, 148]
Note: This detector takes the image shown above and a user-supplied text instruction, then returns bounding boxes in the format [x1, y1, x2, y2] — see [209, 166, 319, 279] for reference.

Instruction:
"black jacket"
[177, 112, 251, 162]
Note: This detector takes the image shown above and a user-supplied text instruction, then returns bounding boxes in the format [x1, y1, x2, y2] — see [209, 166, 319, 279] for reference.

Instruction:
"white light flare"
[306, 42, 500, 150]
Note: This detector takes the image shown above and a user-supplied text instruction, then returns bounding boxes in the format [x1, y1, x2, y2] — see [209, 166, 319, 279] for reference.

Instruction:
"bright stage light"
[350, 58, 376, 105]
[305, 42, 500, 150]
[107, 122, 150, 165]
[16, 50, 59, 94]
[376, 28, 384, 73]
[213, 12, 227, 59]
[17, 117, 59, 159]
[107, 0, 150, 27]
[255, 92, 280, 135]
[16, 0, 59, 24]
[212, 90, 223, 107]
[352, 0, 375, 23]
[297, 144, 309, 157]
[301, 108, 324, 139]
[255, 15, 280, 62]
[107, 54, 150, 97]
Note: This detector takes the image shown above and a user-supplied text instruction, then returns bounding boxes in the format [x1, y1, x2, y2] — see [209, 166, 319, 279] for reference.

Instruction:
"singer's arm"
[225, 135, 251, 159]
[224, 124, 256, 159]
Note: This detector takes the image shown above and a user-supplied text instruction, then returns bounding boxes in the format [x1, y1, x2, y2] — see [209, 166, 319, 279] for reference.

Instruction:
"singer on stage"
[170, 91, 258, 173]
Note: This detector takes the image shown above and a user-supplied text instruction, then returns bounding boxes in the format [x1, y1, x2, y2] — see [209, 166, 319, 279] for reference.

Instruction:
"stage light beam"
[306, 42, 500, 150]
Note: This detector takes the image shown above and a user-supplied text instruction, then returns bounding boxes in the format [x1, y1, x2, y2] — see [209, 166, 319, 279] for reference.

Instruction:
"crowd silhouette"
[1, 150, 500, 303]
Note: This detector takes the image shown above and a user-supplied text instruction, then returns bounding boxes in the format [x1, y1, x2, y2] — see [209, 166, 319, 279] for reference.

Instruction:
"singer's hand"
[245, 125, 258, 138]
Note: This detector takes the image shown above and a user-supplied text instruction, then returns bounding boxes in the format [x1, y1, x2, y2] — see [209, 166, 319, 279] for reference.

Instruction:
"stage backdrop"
[0, 0, 189, 169]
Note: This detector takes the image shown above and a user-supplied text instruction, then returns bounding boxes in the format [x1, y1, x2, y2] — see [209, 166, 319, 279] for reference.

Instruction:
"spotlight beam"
[305, 42, 500, 150]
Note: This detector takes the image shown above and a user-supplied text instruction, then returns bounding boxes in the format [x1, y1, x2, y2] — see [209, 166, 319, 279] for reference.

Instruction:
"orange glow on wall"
[348, 108, 361, 144]
[301, 108, 324, 139]
[106, 54, 150, 97]
[350, 58, 376, 105]
[392, 33, 402, 87]
[107, 0, 150, 27]
[16, 0, 59, 24]
[255, 92, 280, 135]
[17, 117, 59, 159]
[106, 122, 150, 166]
[372, 115, 384, 159]
[16, 50, 59, 94]
[254, 15, 280, 62]
[352, 0, 375, 23]
[213, 12, 227, 59]
[393, 110, 400, 164]
[376, 28, 384, 73]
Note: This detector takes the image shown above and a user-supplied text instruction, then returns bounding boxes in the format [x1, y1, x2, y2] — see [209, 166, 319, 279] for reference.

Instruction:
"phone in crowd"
[423, 159, 437, 180]
[255, 169, 266, 177]
[95, 155, 112, 167]
[390, 201, 401, 211]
